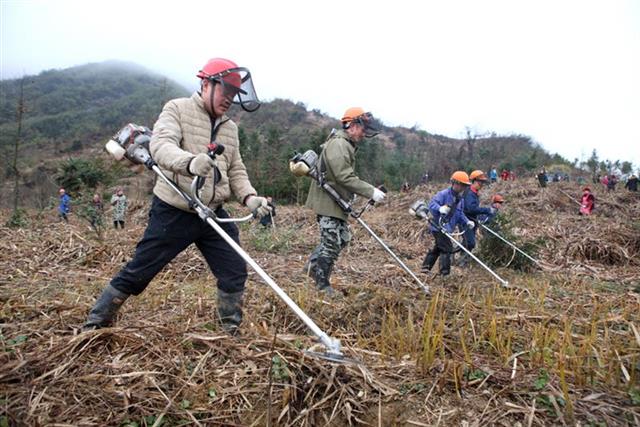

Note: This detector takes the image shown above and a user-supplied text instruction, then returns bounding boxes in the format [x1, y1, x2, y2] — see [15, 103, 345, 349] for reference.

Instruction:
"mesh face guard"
[207, 67, 260, 112]
[352, 112, 380, 138]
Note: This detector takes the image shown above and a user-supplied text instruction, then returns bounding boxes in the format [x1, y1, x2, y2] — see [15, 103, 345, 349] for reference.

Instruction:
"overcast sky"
[2, 0, 639, 168]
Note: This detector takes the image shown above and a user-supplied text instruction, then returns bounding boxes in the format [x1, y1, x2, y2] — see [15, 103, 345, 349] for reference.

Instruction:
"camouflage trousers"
[306, 215, 352, 288]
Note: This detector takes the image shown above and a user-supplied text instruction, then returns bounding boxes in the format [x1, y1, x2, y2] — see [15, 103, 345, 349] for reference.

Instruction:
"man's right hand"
[439, 205, 451, 215]
[188, 153, 216, 177]
[372, 188, 385, 202]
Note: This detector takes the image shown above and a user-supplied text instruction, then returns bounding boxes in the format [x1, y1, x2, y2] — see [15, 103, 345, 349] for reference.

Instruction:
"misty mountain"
[0, 61, 568, 206]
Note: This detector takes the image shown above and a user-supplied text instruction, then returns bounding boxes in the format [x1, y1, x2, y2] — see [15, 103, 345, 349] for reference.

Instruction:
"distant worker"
[625, 174, 638, 192]
[90, 193, 104, 229]
[579, 187, 595, 215]
[420, 172, 430, 185]
[421, 171, 473, 276]
[58, 188, 71, 223]
[304, 107, 385, 295]
[537, 169, 547, 188]
[489, 167, 498, 184]
[110, 187, 128, 229]
[606, 175, 618, 192]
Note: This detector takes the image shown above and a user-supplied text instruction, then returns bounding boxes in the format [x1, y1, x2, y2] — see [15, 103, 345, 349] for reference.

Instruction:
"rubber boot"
[457, 252, 470, 268]
[421, 251, 437, 273]
[439, 254, 451, 276]
[314, 257, 335, 296]
[217, 289, 244, 335]
[82, 284, 130, 331]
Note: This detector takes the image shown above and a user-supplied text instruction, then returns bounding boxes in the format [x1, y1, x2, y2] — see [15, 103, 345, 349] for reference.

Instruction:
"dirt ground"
[1, 179, 639, 426]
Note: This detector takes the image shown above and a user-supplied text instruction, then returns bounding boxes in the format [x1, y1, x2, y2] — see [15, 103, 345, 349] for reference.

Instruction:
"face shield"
[209, 67, 260, 112]
[352, 112, 381, 138]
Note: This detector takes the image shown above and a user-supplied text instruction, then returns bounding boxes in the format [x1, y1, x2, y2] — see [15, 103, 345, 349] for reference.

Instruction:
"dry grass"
[1, 178, 639, 426]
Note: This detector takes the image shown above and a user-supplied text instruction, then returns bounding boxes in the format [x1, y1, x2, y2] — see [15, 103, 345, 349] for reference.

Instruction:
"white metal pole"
[356, 217, 431, 294]
[480, 223, 541, 266]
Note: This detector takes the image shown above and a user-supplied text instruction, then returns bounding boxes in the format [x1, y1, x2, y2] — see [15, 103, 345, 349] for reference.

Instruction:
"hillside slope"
[0, 179, 638, 425]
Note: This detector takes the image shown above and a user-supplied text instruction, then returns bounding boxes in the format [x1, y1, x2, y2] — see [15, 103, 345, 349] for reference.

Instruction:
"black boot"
[83, 284, 130, 331]
[217, 289, 243, 335]
[421, 251, 438, 273]
[439, 254, 451, 276]
[314, 257, 335, 295]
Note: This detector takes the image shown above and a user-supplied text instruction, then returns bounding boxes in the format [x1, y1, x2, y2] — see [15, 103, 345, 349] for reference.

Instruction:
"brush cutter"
[414, 206, 509, 287]
[478, 220, 541, 267]
[290, 150, 430, 295]
[106, 124, 355, 364]
[557, 188, 582, 206]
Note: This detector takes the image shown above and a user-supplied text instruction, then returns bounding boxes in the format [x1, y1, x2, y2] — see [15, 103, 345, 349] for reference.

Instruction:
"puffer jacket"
[463, 187, 492, 222]
[305, 129, 375, 220]
[428, 187, 470, 233]
[150, 92, 256, 212]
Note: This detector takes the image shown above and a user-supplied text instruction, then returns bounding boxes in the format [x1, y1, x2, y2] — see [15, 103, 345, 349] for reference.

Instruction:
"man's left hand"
[246, 196, 272, 218]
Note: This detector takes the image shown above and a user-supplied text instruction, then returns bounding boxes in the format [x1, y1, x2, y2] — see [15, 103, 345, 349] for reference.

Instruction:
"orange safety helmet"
[469, 170, 488, 181]
[450, 171, 471, 185]
[341, 107, 367, 123]
[341, 107, 379, 137]
[492, 194, 505, 203]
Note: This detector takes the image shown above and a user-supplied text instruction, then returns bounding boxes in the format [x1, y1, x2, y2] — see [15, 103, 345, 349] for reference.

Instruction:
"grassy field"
[1, 179, 639, 426]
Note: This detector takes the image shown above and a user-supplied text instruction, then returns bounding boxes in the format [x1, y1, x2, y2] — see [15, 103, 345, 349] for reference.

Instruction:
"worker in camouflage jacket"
[304, 107, 385, 295]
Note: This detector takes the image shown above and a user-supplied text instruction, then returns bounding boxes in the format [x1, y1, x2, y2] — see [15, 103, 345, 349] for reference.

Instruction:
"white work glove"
[188, 153, 215, 177]
[246, 196, 272, 218]
[466, 221, 475, 230]
[438, 205, 451, 215]
[489, 207, 497, 215]
[372, 188, 385, 202]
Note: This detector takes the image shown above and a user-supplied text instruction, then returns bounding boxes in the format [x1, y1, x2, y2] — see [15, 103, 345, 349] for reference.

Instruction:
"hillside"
[1, 179, 638, 425]
[0, 61, 571, 208]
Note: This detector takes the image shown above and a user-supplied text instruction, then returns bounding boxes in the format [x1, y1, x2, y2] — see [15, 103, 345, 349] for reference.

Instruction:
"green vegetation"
[2, 60, 574, 207]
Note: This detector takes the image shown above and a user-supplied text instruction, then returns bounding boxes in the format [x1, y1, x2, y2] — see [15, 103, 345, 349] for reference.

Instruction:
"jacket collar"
[192, 91, 229, 123]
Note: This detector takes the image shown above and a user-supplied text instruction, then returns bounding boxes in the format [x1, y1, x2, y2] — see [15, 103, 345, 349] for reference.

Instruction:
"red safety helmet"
[197, 58, 260, 112]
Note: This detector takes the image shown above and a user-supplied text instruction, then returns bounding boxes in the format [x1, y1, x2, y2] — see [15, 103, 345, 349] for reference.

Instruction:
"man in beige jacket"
[83, 58, 270, 334]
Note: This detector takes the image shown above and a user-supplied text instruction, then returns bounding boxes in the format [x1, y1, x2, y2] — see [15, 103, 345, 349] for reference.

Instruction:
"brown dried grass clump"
[1, 178, 639, 426]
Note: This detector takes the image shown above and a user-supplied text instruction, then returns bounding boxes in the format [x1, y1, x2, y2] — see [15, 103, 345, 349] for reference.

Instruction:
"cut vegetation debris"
[1, 179, 639, 425]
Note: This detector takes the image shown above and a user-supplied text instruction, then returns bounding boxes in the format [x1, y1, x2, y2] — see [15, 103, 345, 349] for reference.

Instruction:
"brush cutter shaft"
[480, 224, 540, 266]
[441, 228, 509, 287]
[356, 218, 431, 294]
[203, 215, 341, 353]
[149, 161, 342, 354]
[558, 189, 582, 206]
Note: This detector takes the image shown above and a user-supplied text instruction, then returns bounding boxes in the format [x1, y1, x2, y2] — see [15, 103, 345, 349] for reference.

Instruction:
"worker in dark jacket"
[421, 171, 474, 276]
[625, 175, 638, 192]
[459, 170, 497, 266]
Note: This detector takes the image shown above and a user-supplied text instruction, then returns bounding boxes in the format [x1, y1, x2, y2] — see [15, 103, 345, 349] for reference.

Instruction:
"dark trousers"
[463, 226, 477, 250]
[422, 231, 454, 275]
[110, 197, 247, 295]
[114, 220, 125, 229]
